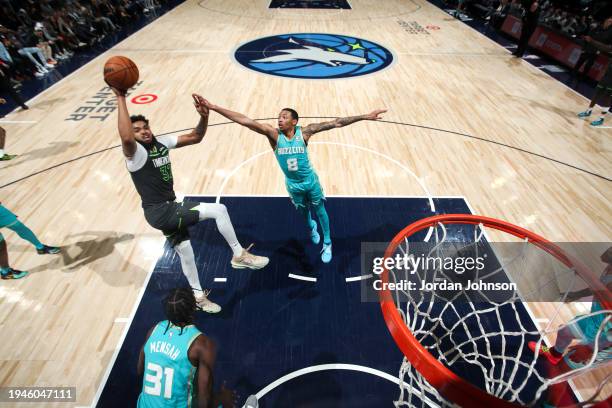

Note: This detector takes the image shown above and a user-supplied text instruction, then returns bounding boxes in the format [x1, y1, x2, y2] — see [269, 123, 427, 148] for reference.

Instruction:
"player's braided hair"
[163, 288, 197, 335]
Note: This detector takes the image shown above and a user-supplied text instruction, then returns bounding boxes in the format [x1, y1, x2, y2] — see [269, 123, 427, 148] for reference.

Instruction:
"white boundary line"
[0, 120, 38, 124]
[254, 363, 440, 407]
[288, 273, 317, 282]
[90, 239, 164, 407]
[345, 274, 372, 282]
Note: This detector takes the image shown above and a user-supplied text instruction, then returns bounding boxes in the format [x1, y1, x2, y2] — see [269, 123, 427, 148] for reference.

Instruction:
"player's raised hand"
[197, 97, 215, 111]
[192, 94, 209, 116]
[366, 109, 387, 120]
[107, 83, 126, 97]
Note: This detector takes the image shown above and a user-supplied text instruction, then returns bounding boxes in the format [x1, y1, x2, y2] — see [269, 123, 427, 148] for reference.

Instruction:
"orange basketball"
[103, 56, 139, 91]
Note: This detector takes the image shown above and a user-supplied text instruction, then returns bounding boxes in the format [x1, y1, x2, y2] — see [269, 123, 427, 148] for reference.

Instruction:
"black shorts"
[143, 200, 200, 246]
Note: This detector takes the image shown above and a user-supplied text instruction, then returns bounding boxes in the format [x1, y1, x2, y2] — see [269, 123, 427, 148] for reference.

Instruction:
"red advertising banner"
[501, 15, 609, 81]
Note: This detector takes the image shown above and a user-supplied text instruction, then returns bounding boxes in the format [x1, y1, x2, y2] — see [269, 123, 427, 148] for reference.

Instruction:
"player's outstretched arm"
[201, 98, 277, 142]
[110, 86, 137, 157]
[175, 94, 210, 148]
[302, 109, 387, 142]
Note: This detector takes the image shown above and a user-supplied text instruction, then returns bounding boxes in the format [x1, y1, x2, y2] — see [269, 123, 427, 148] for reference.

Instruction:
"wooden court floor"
[0, 0, 610, 406]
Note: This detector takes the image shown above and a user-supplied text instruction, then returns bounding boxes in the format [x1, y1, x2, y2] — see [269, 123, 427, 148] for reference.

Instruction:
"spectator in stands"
[488, 0, 511, 29]
[0, 25, 51, 78]
[0, 35, 36, 82]
[51, 10, 87, 48]
[573, 17, 612, 81]
[513, 0, 540, 57]
[0, 67, 28, 110]
[0, 0, 157, 108]
[33, 24, 58, 65]
[38, 19, 75, 59]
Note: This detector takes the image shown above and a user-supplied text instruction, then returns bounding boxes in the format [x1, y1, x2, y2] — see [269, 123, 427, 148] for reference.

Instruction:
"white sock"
[0, 149, 4, 156]
[174, 240, 203, 294]
[194, 203, 243, 257]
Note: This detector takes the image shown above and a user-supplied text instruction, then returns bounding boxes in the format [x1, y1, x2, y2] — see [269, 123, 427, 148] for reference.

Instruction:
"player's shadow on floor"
[23, 231, 149, 288]
[0, 141, 81, 170]
[504, 93, 579, 122]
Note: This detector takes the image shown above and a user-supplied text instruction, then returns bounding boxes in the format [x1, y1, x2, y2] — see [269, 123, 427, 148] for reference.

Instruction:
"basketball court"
[0, 0, 610, 406]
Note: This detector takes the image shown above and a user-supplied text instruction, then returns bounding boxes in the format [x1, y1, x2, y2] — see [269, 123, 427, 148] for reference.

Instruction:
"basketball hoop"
[378, 214, 611, 407]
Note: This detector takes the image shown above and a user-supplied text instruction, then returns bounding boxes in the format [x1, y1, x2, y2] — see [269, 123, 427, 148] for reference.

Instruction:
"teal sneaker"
[577, 110, 592, 118]
[36, 244, 61, 254]
[321, 243, 332, 263]
[309, 220, 320, 245]
[590, 118, 604, 126]
[1, 268, 29, 280]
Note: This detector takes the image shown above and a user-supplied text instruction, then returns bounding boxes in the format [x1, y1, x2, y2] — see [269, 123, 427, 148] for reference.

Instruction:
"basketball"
[103, 56, 139, 91]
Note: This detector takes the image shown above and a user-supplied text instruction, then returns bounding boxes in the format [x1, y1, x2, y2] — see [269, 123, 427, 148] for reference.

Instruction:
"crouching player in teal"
[201, 99, 386, 263]
[137, 288, 236, 407]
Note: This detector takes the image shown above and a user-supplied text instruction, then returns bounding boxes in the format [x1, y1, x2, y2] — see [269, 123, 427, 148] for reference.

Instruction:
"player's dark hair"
[130, 114, 149, 125]
[163, 288, 197, 335]
[282, 108, 299, 122]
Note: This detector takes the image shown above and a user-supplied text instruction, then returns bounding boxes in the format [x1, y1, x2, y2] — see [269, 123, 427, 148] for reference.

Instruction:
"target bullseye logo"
[131, 94, 158, 104]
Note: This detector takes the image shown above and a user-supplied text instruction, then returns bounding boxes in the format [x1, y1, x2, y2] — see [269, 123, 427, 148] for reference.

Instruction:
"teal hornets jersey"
[137, 321, 202, 408]
[577, 301, 612, 343]
[274, 126, 314, 182]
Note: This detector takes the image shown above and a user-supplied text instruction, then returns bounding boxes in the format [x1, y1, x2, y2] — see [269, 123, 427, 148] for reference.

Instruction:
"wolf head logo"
[251, 38, 372, 67]
[235, 33, 393, 79]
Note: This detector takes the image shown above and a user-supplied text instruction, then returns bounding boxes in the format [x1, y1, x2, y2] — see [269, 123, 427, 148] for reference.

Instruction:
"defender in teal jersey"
[202, 100, 386, 263]
[138, 288, 235, 408]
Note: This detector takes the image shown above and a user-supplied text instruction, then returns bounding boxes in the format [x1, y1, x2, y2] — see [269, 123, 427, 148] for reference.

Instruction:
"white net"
[383, 219, 612, 407]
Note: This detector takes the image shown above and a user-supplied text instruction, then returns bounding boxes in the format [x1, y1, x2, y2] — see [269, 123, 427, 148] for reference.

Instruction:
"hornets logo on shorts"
[234, 33, 394, 79]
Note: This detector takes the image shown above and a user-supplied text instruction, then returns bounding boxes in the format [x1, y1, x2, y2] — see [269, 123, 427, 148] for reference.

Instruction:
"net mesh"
[382, 217, 611, 407]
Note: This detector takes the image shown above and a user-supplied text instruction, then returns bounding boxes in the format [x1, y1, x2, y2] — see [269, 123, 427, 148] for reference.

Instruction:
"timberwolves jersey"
[137, 321, 201, 408]
[129, 137, 176, 207]
[274, 126, 314, 182]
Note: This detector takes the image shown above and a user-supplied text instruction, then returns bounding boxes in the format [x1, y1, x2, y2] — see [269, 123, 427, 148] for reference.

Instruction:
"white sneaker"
[44, 63, 55, 69]
[231, 244, 269, 270]
[195, 290, 221, 313]
[34, 70, 45, 78]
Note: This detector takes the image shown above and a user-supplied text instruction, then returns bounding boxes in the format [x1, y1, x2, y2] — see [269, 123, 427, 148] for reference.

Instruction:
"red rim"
[379, 214, 612, 407]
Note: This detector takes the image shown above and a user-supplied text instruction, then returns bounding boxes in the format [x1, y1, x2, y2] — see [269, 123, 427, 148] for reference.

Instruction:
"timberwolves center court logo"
[234, 33, 393, 79]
